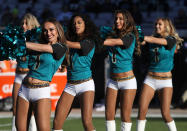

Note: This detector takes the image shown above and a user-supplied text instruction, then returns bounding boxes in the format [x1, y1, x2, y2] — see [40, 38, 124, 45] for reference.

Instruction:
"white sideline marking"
[1, 112, 187, 119]
[0, 123, 11, 127]
[65, 114, 187, 118]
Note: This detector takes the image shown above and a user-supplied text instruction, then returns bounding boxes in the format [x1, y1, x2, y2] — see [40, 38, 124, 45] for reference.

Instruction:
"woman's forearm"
[66, 40, 81, 49]
[104, 38, 123, 46]
[144, 36, 167, 45]
[26, 42, 53, 53]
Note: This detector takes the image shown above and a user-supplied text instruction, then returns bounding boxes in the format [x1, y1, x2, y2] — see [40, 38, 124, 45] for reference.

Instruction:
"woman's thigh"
[79, 91, 95, 118]
[53, 91, 75, 129]
[12, 82, 22, 114]
[139, 84, 155, 108]
[158, 87, 173, 111]
[120, 89, 136, 112]
[16, 96, 30, 130]
[105, 87, 118, 120]
[34, 98, 51, 131]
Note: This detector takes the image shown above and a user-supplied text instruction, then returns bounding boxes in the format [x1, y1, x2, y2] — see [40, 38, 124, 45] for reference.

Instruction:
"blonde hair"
[22, 13, 40, 29]
[154, 18, 183, 49]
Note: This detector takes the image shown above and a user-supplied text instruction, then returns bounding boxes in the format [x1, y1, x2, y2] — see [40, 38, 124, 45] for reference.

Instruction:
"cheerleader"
[53, 13, 101, 131]
[12, 13, 40, 131]
[137, 18, 183, 131]
[103, 10, 141, 131]
[16, 18, 67, 131]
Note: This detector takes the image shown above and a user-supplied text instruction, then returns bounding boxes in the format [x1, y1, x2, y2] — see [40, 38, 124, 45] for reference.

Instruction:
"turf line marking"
[0, 123, 11, 127]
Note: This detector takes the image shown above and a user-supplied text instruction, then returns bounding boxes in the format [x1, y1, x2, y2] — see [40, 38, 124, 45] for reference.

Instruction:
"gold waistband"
[148, 74, 172, 80]
[16, 68, 29, 74]
[23, 80, 50, 88]
[68, 77, 92, 85]
[111, 75, 135, 82]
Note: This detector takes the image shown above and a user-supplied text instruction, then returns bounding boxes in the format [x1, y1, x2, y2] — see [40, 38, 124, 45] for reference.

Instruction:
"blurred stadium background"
[0, 0, 187, 130]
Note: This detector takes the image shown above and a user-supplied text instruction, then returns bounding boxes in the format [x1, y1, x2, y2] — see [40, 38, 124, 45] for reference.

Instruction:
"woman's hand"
[141, 41, 146, 45]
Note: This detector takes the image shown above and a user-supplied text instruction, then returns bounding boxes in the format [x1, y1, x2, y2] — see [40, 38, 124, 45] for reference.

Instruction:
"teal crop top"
[16, 56, 29, 69]
[28, 43, 67, 81]
[108, 33, 136, 73]
[149, 36, 176, 72]
[67, 39, 95, 81]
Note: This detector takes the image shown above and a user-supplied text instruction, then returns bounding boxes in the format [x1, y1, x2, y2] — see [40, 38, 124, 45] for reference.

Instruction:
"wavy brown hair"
[41, 18, 69, 65]
[112, 10, 141, 55]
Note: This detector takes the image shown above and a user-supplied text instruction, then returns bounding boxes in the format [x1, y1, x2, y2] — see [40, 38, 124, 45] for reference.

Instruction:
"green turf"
[0, 118, 187, 131]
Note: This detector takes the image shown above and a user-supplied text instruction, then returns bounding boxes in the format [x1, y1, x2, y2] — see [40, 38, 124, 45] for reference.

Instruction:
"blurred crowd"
[0, 0, 187, 28]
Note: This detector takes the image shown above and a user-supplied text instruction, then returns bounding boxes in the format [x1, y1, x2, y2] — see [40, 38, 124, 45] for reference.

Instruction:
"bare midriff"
[148, 71, 172, 77]
[111, 70, 134, 78]
[24, 76, 49, 84]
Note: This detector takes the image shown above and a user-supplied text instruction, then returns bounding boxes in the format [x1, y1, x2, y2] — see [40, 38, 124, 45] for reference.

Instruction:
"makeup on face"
[156, 19, 165, 34]
[43, 22, 58, 44]
[115, 13, 124, 30]
[73, 16, 85, 35]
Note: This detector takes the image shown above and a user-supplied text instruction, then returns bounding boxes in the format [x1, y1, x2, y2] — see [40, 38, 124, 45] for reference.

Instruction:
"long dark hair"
[66, 13, 102, 53]
[113, 10, 141, 55]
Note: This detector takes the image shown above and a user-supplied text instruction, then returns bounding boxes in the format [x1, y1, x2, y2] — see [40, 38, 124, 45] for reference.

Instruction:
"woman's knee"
[16, 122, 27, 131]
[38, 124, 50, 131]
[16, 127, 26, 131]
[82, 116, 94, 130]
[105, 109, 115, 120]
[161, 110, 172, 121]
[138, 106, 148, 119]
[83, 119, 92, 126]
[121, 111, 131, 122]
[82, 112, 92, 123]
[53, 118, 58, 127]
[139, 105, 148, 114]
[82, 121, 95, 131]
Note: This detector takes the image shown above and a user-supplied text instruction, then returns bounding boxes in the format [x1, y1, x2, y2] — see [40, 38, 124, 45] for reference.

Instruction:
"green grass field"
[0, 117, 187, 131]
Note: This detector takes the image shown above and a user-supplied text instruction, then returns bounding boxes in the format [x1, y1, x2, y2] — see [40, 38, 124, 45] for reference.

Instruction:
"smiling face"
[73, 16, 85, 35]
[115, 13, 124, 30]
[155, 19, 165, 35]
[43, 22, 58, 44]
